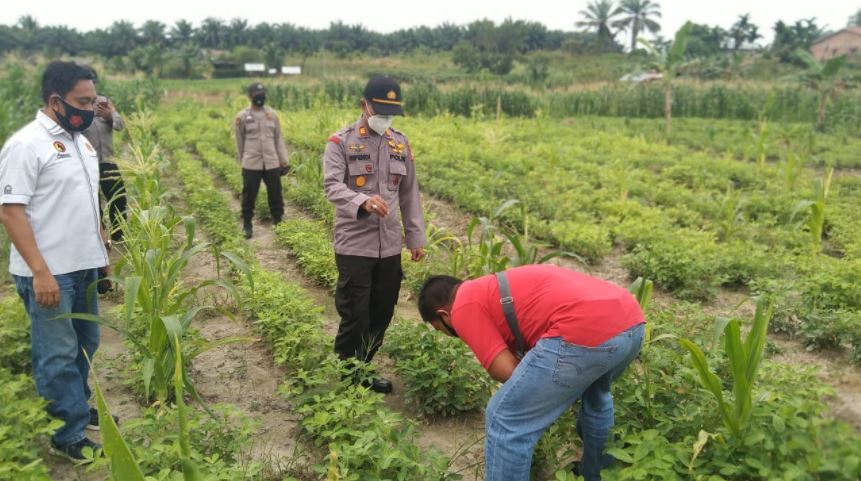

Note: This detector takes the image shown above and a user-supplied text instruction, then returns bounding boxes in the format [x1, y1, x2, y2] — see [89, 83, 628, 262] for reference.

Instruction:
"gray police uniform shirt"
[0, 111, 109, 276]
[82, 110, 124, 164]
[233, 106, 289, 171]
[323, 116, 426, 258]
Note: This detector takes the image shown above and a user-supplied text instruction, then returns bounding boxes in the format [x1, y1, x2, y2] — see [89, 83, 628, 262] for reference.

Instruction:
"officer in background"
[234, 83, 289, 239]
[82, 69, 126, 241]
[323, 75, 426, 394]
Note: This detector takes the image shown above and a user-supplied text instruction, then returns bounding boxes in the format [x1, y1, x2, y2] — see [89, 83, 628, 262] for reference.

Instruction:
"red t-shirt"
[451, 265, 644, 370]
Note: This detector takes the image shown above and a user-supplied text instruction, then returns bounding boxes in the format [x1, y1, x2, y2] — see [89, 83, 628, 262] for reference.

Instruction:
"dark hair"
[418, 275, 462, 323]
[41, 61, 95, 104]
[85, 66, 98, 83]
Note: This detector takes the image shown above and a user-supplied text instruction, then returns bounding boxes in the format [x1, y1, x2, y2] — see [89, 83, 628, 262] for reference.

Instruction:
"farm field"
[3, 73, 861, 481]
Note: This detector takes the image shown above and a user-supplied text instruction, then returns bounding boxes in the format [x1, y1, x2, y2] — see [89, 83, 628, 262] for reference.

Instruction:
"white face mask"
[367, 114, 394, 135]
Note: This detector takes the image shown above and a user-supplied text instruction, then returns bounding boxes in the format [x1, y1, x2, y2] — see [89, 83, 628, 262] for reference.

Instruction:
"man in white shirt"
[0, 61, 110, 462]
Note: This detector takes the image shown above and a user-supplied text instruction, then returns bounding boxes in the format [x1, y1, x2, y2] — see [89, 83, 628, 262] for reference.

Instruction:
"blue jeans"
[484, 323, 645, 481]
[14, 268, 100, 447]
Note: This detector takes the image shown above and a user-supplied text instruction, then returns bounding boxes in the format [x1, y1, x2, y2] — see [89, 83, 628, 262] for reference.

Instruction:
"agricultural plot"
[3, 78, 861, 480]
[143, 95, 861, 479]
[270, 103, 861, 359]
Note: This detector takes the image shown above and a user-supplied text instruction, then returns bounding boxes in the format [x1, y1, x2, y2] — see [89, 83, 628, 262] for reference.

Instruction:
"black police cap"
[363, 76, 404, 116]
[248, 83, 265, 96]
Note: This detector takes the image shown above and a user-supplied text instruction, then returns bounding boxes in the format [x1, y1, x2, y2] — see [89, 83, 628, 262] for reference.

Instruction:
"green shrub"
[0, 368, 60, 481]
[622, 233, 722, 301]
[0, 294, 30, 373]
[384, 321, 493, 416]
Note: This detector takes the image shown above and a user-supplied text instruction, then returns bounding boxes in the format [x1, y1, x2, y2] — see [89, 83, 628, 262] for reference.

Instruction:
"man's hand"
[33, 270, 60, 308]
[362, 195, 389, 217]
[0, 204, 58, 308]
[409, 247, 425, 262]
[96, 101, 112, 120]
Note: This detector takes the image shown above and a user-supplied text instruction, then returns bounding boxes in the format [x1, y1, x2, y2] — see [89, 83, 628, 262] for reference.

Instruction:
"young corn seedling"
[791, 167, 833, 256]
[716, 184, 746, 242]
[679, 296, 773, 441]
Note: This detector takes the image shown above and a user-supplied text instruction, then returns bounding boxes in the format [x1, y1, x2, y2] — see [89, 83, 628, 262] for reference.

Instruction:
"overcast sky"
[1, 0, 858, 44]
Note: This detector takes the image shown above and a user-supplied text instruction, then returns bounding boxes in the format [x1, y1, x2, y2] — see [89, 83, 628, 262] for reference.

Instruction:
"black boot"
[361, 376, 393, 394]
[243, 219, 253, 239]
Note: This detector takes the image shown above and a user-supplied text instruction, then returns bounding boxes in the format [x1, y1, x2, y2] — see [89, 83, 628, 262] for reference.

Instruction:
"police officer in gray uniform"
[234, 83, 289, 238]
[323, 76, 426, 393]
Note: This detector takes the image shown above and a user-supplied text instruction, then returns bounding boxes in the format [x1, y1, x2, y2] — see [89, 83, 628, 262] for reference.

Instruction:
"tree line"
[0, 2, 855, 78]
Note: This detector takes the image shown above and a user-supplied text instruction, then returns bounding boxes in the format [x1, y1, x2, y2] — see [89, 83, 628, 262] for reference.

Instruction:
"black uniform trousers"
[98, 162, 127, 238]
[241, 168, 284, 222]
[334, 253, 402, 363]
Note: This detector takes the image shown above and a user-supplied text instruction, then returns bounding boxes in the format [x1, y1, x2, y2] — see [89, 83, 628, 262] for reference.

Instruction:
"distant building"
[811, 27, 861, 60]
[212, 61, 243, 79]
[244, 63, 266, 74]
[619, 71, 663, 84]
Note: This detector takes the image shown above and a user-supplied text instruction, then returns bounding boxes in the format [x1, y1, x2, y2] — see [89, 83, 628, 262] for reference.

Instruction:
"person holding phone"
[82, 69, 126, 242]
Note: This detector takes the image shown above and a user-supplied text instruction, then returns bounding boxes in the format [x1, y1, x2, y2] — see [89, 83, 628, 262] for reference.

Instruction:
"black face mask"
[53, 97, 94, 132]
[252, 95, 266, 107]
[440, 318, 459, 338]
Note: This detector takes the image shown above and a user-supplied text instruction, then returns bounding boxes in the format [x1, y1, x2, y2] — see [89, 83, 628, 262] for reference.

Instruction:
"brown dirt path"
[199, 161, 488, 478]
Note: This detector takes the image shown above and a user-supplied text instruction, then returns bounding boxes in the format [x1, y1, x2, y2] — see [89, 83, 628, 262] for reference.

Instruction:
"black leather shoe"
[243, 221, 253, 239]
[361, 377, 393, 394]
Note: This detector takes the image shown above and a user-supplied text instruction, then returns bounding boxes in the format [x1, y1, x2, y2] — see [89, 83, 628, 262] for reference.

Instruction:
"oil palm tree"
[576, 0, 621, 52]
[170, 20, 195, 45]
[612, 0, 661, 52]
[199, 17, 224, 49]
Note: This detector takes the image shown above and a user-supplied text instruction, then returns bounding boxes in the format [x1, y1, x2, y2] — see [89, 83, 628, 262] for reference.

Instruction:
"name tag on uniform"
[349, 154, 371, 161]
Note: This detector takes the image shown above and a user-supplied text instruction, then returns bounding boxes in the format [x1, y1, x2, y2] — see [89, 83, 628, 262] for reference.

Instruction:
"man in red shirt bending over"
[418, 264, 645, 481]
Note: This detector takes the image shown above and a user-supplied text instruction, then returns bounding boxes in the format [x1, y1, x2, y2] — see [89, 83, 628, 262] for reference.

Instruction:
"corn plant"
[458, 199, 579, 278]
[791, 168, 833, 256]
[506, 202, 581, 268]
[716, 184, 746, 242]
[119, 129, 169, 214]
[96, 124, 251, 404]
[627, 277, 675, 424]
[781, 149, 806, 191]
[463, 208, 511, 277]
[628, 277, 654, 311]
[113, 210, 248, 403]
[84, 333, 203, 480]
[679, 296, 772, 441]
[750, 91, 775, 172]
[171, 333, 204, 481]
[87, 352, 146, 480]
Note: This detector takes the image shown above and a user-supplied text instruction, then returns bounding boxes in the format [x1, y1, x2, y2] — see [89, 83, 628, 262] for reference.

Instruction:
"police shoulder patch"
[328, 135, 341, 145]
[235, 117, 241, 125]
